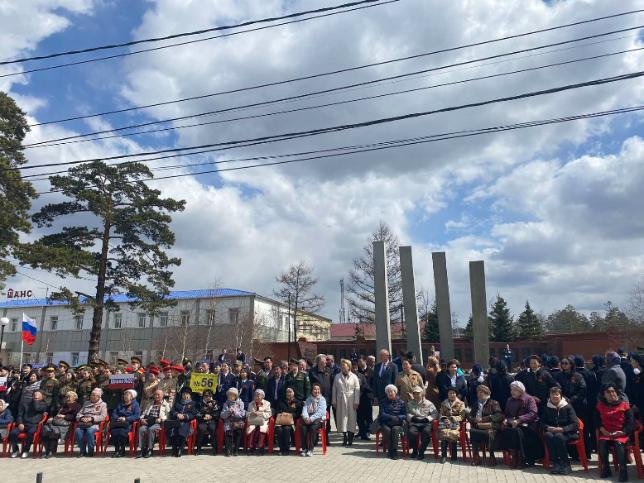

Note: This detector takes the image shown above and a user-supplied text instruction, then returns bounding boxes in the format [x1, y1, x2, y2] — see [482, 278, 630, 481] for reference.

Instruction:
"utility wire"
[28, 8, 644, 127]
[24, 44, 643, 150]
[25, 104, 643, 182]
[0, 0, 397, 78]
[33, 105, 644, 195]
[25, 25, 643, 148]
[14, 69, 644, 174]
[1, 0, 389, 64]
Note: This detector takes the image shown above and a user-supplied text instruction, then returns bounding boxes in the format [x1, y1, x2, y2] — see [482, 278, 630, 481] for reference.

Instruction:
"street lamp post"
[0, 317, 9, 364]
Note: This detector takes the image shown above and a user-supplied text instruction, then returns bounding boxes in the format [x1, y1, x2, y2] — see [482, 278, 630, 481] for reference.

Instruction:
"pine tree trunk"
[88, 200, 112, 363]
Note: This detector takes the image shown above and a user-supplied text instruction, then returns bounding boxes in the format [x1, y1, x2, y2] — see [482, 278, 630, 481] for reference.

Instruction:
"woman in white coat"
[332, 359, 361, 446]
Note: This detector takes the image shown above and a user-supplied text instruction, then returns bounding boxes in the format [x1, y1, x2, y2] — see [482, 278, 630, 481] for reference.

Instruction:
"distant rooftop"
[0, 288, 255, 309]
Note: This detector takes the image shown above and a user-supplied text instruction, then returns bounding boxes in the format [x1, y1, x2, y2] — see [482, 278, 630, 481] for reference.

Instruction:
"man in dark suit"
[215, 362, 237, 405]
[373, 349, 398, 403]
[265, 365, 285, 407]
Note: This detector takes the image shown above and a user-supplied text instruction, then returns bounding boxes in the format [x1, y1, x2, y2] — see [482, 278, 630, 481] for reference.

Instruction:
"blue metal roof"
[0, 288, 255, 309]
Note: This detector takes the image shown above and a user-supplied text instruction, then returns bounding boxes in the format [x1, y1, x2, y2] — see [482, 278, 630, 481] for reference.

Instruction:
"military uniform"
[39, 372, 61, 413]
[76, 376, 95, 405]
[284, 370, 311, 402]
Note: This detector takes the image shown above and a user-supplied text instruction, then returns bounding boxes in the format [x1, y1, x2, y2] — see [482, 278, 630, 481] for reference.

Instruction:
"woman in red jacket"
[595, 383, 635, 482]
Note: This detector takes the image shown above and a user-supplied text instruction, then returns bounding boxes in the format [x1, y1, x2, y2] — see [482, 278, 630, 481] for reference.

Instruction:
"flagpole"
[19, 336, 23, 369]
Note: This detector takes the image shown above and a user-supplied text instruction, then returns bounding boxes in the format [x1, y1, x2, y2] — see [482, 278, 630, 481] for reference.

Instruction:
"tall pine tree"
[489, 295, 515, 341]
[516, 301, 542, 339]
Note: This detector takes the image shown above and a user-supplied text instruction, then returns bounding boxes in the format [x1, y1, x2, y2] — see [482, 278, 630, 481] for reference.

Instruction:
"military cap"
[116, 358, 128, 367]
[182, 358, 192, 366]
[58, 361, 70, 370]
[45, 364, 56, 372]
[131, 356, 142, 365]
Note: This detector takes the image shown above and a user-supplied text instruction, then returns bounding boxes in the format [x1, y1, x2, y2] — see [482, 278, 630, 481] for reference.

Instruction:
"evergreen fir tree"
[489, 295, 515, 341]
[516, 301, 542, 338]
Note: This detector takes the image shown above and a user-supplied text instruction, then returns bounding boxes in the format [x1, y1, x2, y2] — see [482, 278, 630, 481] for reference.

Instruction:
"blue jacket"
[111, 401, 141, 429]
[266, 376, 285, 406]
[378, 396, 406, 426]
[237, 379, 255, 409]
[0, 407, 13, 427]
[302, 395, 327, 422]
[216, 372, 237, 404]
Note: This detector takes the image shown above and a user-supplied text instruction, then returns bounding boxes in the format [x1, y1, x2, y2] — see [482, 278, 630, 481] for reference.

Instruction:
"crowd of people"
[0, 346, 642, 481]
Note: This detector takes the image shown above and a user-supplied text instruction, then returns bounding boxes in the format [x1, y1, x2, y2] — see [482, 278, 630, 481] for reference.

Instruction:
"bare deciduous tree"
[274, 262, 325, 341]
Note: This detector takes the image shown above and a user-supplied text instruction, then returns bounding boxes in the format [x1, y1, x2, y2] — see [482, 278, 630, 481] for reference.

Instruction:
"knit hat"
[605, 352, 621, 367]
[510, 381, 525, 393]
[124, 389, 137, 400]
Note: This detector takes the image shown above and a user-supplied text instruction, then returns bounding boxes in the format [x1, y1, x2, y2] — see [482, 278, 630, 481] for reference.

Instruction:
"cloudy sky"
[2, 0, 643, 325]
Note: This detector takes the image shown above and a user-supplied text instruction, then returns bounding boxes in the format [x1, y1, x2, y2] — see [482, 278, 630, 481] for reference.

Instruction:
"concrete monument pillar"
[469, 260, 490, 365]
[399, 246, 422, 363]
[432, 252, 454, 361]
[373, 241, 392, 354]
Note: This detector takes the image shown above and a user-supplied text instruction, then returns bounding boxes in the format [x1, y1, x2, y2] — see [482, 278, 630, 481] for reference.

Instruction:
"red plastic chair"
[543, 419, 589, 472]
[186, 419, 197, 455]
[72, 415, 108, 456]
[1, 422, 15, 456]
[15, 413, 47, 458]
[63, 422, 77, 456]
[128, 421, 139, 457]
[596, 423, 644, 479]
[243, 416, 274, 453]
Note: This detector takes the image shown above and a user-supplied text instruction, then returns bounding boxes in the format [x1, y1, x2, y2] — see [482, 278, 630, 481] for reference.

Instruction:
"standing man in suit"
[373, 349, 398, 404]
[265, 365, 285, 407]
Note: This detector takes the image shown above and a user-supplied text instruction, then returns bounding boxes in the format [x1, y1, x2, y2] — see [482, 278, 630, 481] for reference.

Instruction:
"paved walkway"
[0, 435, 614, 483]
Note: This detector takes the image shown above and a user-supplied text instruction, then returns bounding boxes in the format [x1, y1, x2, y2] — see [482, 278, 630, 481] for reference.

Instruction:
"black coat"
[17, 399, 48, 426]
[309, 367, 333, 403]
[373, 362, 398, 402]
[522, 368, 559, 406]
[265, 376, 285, 406]
[560, 370, 587, 410]
[541, 402, 579, 439]
[486, 372, 514, 411]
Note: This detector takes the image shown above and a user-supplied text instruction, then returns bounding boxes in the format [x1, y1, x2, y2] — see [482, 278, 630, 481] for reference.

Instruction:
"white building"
[0, 288, 331, 366]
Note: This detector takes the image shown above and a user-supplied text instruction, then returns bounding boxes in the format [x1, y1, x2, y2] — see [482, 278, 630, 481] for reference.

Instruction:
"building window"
[46, 352, 53, 364]
[134, 351, 143, 362]
[206, 309, 215, 326]
[74, 315, 83, 330]
[23, 353, 32, 363]
[228, 308, 239, 325]
[71, 352, 79, 366]
[159, 312, 168, 327]
[110, 351, 119, 362]
[11, 318, 17, 332]
[180, 311, 190, 327]
[454, 348, 463, 363]
[113, 313, 122, 329]
[465, 349, 473, 363]
[50, 316, 58, 331]
[138, 313, 146, 328]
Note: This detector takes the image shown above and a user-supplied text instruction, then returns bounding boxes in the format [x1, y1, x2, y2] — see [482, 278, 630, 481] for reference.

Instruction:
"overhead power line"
[26, 25, 643, 148]
[14, 69, 644, 174]
[28, 8, 644, 127]
[1, 0, 390, 64]
[0, 0, 398, 78]
[33, 105, 644, 195]
[24, 44, 643, 150]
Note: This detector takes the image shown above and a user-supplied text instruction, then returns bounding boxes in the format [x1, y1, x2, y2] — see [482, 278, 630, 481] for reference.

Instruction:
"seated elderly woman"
[221, 387, 246, 457]
[595, 383, 635, 482]
[300, 383, 327, 457]
[542, 386, 579, 475]
[246, 389, 272, 455]
[41, 390, 81, 457]
[137, 389, 170, 458]
[467, 384, 503, 467]
[438, 387, 466, 463]
[378, 384, 407, 460]
[195, 389, 220, 455]
[75, 388, 108, 457]
[0, 399, 14, 443]
[9, 390, 48, 458]
[405, 385, 438, 460]
[499, 381, 542, 468]
[274, 387, 303, 455]
[110, 389, 141, 458]
[167, 386, 196, 457]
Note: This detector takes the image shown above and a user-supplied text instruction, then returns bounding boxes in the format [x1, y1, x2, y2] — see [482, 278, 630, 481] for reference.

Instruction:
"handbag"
[477, 422, 493, 430]
[110, 420, 128, 429]
[231, 420, 245, 430]
[275, 412, 294, 426]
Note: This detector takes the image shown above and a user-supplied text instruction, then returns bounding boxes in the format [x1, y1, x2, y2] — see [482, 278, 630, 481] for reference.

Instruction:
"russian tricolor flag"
[22, 313, 37, 346]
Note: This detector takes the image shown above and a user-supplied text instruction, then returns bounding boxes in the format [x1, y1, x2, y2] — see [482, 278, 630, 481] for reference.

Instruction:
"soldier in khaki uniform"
[76, 365, 95, 405]
[39, 365, 61, 413]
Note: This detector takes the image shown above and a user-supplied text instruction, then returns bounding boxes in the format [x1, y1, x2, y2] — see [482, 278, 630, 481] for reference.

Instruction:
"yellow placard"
[189, 373, 218, 394]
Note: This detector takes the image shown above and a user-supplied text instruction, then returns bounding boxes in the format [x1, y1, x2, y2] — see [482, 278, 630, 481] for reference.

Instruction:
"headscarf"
[510, 381, 525, 394]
